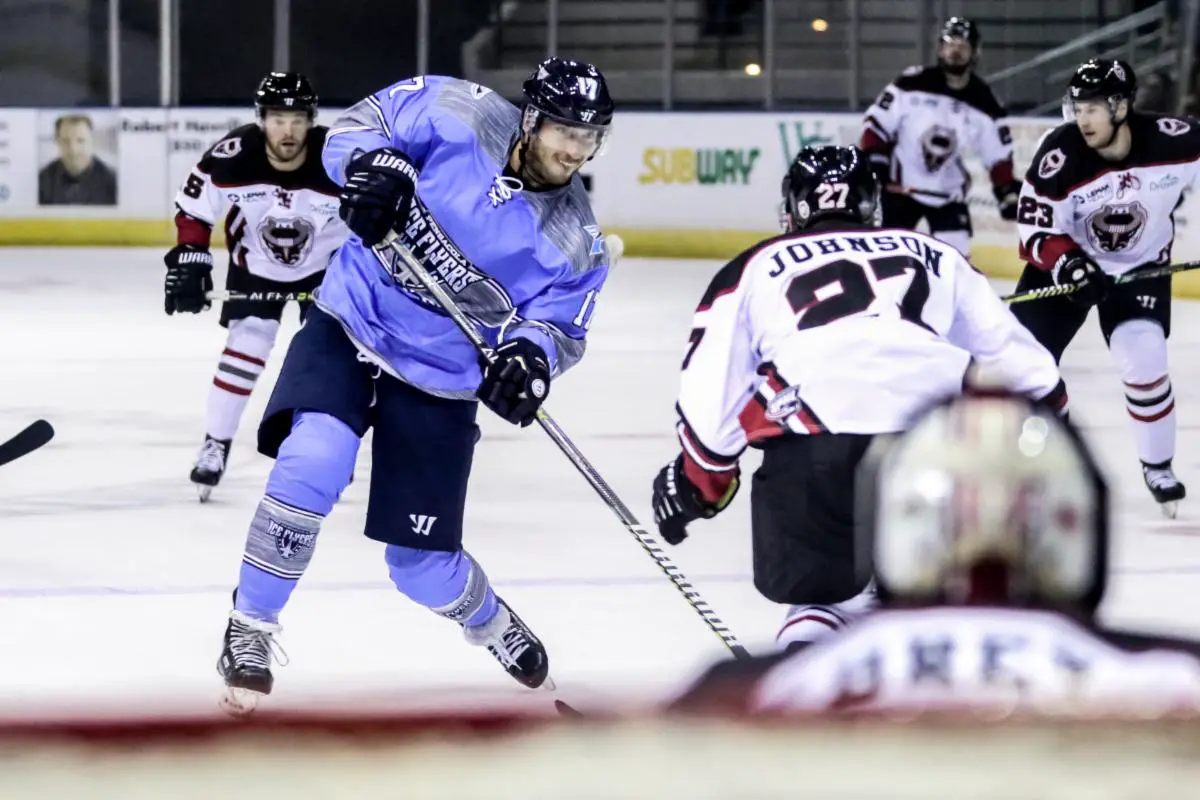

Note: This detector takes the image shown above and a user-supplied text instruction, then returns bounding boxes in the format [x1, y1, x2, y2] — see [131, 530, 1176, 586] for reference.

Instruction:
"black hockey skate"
[463, 596, 552, 690]
[217, 607, 287, 715]
[1143, 460, 1187, 519]
[190, 435, 231, 503]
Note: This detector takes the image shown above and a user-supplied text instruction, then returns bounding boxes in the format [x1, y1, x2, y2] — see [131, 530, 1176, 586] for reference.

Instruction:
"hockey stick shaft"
[205, 290, 316, 303]
[376, 231, 751, 660]
[886, 184, 959, 201]
[0, 419, 54, 467]
[1000, 260, 1200, 305]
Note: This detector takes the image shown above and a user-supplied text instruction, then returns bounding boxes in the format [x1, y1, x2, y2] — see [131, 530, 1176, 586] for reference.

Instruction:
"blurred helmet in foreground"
[856, 391, 1108, 614]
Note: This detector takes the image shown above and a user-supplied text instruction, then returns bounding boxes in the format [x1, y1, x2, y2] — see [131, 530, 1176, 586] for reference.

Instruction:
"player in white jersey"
[1012, 59, 1200, 517]
[859, 17, 1019, 257]
[649, 145, 1066, 652]
[671, 390, 1200, 716]
[164, 72, 348, 501]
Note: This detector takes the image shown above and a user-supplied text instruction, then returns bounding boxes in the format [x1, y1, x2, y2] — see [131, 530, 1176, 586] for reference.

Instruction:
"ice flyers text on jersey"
[318, 76, 610, 399]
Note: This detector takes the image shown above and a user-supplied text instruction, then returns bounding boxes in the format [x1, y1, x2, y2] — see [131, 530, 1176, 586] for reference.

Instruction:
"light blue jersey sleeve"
[322, 76, 446, 183]
[503, 253, 607, 376]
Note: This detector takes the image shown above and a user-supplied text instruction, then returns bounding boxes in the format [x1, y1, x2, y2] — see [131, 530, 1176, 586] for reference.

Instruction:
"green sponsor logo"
[778, 120, 834, 165]
[639, 147, 761, 185]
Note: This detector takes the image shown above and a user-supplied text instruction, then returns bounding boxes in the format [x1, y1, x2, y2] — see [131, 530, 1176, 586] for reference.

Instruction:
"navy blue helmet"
[782, 145, 880, 230]
[255, 72, 317, 119]
[521, 57, 614, 152]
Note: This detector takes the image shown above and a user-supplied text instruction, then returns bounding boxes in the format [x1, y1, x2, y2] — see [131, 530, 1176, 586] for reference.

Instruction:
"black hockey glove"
[1055, 250, 1113, 307]
[478, 338, 551, 427]
[651, 454, 740, 546]
[338, 147, 419, 247]
[163, 244, 214, 315]
[994, 181, 1020, 222]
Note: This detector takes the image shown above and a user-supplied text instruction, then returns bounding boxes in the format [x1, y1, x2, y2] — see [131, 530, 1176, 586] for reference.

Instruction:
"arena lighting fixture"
[745, 63, 762, 76]
[812, 18, 829, 32]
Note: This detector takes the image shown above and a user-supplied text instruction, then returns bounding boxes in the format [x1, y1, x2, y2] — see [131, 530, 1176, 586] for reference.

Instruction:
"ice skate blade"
[196, 484, 213, 503]
[219, 686, 263, 717]
[1161, 500, 1180, 519]
[540, 674, 557, 692]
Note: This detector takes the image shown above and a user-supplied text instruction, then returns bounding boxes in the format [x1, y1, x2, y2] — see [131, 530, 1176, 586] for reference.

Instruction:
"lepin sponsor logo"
[639, 147, 761, 186]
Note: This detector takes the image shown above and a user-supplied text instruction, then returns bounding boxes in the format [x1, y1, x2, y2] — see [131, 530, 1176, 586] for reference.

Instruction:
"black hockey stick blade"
[554, 699, 584, 719]
[0, 419, 54, 467]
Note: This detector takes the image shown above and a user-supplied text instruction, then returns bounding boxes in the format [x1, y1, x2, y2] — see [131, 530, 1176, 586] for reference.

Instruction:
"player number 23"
[1016, 197, 1053, 228]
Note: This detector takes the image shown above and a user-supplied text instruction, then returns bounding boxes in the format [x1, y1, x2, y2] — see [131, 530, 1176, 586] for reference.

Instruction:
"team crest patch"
[1038, 148, 1066, 179]
[211, 137, 242, 158]
[268, 518, 317, 560]
[1158, 118, 1191, 137]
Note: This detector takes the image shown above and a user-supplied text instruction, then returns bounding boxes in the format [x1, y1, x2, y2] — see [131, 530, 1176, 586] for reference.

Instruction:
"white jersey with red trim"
[860, 66, 1014, 205]
[174, 123, 347, 283]
[673, 225, 1064, 480]
[1018, 112, 1200, 276]
[750, 607, 1200, 714]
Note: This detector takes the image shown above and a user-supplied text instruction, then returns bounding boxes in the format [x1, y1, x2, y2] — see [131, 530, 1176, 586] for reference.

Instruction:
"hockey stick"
[0, 419, 54, 467]
[1000, 260, 1200, 305]
[205, 290, 316, 303]
[375, 231, 751, 661]
[885, 184, 961, 202]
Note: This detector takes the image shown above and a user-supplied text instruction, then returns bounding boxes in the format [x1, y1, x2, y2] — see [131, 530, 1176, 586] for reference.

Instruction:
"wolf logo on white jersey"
[751, 608, 1200, 713]
[174, 123, 348, 283]
[1018, 112, 1200, 276]
[674, 226, 1064, 473]
[861, 66, 1013, 205]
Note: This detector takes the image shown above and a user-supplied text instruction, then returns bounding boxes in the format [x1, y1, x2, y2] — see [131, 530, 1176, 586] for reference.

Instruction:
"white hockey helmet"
[855, 390, 1108, 613]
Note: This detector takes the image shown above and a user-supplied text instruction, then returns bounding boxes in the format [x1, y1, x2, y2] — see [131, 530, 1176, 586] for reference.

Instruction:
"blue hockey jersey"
[318, 75, 610, 399]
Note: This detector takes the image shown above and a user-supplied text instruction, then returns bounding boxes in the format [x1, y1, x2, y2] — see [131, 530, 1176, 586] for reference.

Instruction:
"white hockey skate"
[190, 435, 231, 503]
[1143, 460, 1186, 519]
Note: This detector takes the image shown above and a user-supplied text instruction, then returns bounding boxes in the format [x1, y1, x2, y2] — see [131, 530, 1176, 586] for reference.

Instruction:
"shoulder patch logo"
[1038, 147, 1066, 179]
[1158, 118, 1191, 137]
[211, 137, 242, 159]
[584, 224, 606, 258]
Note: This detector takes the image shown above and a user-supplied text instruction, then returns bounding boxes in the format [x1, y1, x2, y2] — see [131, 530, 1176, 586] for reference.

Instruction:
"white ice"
[1, 249, 1199, 718]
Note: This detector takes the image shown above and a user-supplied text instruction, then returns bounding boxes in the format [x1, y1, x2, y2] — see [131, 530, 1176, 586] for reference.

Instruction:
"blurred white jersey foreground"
[752, 607, 1200, 714]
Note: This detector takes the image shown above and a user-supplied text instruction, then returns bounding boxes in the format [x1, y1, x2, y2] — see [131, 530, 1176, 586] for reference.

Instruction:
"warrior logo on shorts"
[919, 125, 958, 172]
[1087, 202, 1148, 253]
[258, 215, 315, 266]
[268, 518, 317, 560]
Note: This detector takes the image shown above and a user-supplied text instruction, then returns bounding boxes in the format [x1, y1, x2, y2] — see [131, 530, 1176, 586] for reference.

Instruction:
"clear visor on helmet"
[1061, 93, 1118, 122]
[523, 107, 611, 158]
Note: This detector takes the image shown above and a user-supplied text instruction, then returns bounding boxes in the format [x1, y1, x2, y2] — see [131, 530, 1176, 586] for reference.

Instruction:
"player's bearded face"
[262, 110, 312, 163]
[937, 38, 973, 74]
[1072, 100, 1118, 148]
[522, 121, 600, 187]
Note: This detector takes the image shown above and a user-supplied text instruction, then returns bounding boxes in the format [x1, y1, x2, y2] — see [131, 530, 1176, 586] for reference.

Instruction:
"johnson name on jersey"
[750, 608, 1200, 714]
[175, 124, 348, 283]
[1018, 112, 1200, 275]
[674, 225, 1062, 480]
[861, 66, 1014, 204]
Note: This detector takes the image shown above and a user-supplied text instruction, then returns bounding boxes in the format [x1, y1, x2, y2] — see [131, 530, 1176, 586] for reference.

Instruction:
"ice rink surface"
[2, 248, 1200, 716]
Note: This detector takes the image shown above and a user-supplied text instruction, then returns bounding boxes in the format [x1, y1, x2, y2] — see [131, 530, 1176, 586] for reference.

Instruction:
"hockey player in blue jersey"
[214, 57, 615, 711]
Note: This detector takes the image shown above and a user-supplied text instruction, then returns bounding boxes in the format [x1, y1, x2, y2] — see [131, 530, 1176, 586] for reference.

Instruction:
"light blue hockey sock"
[384, 545, 499, 627]
[235, 411, 359, 622]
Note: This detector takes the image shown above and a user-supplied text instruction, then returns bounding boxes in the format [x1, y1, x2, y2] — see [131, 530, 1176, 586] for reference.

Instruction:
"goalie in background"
[673, 387, 1200, 715]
